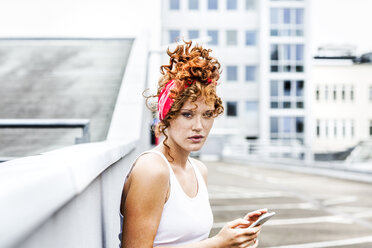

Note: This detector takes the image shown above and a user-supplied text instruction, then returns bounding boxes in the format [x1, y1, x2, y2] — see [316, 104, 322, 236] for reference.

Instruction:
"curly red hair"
[147, 40, 224, 159]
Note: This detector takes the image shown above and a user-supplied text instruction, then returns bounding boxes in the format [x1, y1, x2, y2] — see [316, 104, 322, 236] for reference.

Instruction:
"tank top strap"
[141, 150, 177, 180]
[187, 158, 207, 190]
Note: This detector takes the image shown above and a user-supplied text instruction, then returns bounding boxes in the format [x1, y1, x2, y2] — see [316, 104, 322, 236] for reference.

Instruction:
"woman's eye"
[182, 112, 192, 118]
[203, 111, 214, 118]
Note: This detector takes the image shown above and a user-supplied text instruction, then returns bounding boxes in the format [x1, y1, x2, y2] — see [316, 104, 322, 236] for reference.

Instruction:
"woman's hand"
[212, 218, 262, 248]
[243, 209, 268, 227]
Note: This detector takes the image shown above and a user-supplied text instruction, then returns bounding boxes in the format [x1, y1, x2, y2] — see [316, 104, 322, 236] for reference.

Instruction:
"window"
[342, 86, 345, 100]
[245, 66, 256, 81]
[270, 116, 304, 142]
[208, 0, 218, 10]
[350, 86, 354, 101]
[246, 0, 255, 10]
[270, 44, 304, 73]
[270, 80, 304, 109]
[296, 8, 304, 24]
[270, 117, 279, 133]
[270, 7, 304, 37]
[334, 121, 337, 137]
[246, 101, 258, 113]
[245, 31, 256, 46]
[316, 120, 320, 137]
[170, 0, 180, 10]
[296, 80, 304, 96]
[325, 86, 329, 100]
[207, 30, 218, 45]
[283, 118, 293, 133]
[316, 87, 320, 100]
[226, 30, 237, 46]
[226, 66, 238, 81]
[169, 30, 180, 43]
[369, 86, 372, 101]
[342, 120, 346, 137]
[226, 101, 238, 116]
[370, 120, 372, 136]
[189, 0, 199, 9]
[188, 30, 199, 39]
[351, 120, 354, 137]
[227, 0, 237, 10]
[325, 121, 329, 137]
[296, 117, 304, 134]
[333, 86, 337, 100]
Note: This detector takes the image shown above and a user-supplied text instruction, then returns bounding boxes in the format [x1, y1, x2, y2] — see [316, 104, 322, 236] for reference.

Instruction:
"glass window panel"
[271, 65, 278, 72]
[370, 120, 372, 136]
[246, 0, 255, 10]
[296, 80, 304, 96]
[169, 30, 180, 43]
[245, 31, 256, 46]
[227, 101, 238, 116]
[270, 117, 279, 133]
[283, 8, 291, 24]
[270, 44, 278, 60]
[296, 44, 304, 61]
[207, 30, 218, 45]
[296, 101, 304, 108]
[226, 30, 238, 45]
[283, 117, 291, 133]
[369, 86, 372, 100]
[208, 0, 218, 9]
[170, 0, 180, 10]
[188, 30, 199, 39]
[296, 117, 304, 133]
[296, 65, 304, 72]
[284, 44, 291, 60]
[270, 80, 279, 96]
[283, 102, 291, 108]
[271, 102, 279, 108]
[245, 66, 256, 81]
[246, 101, 258, 112]
[296, 8, 304, 24]
[227, 66, 238, 81]
[227, 0, 237, 10]
[189, 0, 199, 9]
[284, 65, 291, 72]
[271, 29, 279, 36]
[284, 80, 291, 96]
[270, 8, 279, 24]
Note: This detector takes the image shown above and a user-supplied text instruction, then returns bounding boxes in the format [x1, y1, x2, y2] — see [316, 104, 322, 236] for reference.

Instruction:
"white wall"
[311, 62, 372, 152]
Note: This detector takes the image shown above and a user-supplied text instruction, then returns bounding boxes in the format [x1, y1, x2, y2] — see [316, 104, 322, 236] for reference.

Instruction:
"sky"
[311, 0, 372, 55]
[0, 0, 371, 55]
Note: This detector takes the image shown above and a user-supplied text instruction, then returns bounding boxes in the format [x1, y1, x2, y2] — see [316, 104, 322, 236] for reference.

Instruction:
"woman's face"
[167, 97, 215, 153]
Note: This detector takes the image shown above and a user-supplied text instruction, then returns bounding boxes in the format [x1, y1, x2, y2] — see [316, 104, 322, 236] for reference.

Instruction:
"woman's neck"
[157, 143, 190, 169]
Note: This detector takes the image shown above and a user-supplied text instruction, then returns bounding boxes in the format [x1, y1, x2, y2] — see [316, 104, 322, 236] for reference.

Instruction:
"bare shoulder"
[189, 157, 208, 183]
[130, 152, 170, 183]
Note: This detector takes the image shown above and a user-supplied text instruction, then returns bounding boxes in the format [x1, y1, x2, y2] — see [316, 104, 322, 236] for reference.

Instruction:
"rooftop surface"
[0, 38, 133, 157]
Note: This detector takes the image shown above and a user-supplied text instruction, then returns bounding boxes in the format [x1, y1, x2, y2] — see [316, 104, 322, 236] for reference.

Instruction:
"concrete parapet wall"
[0, 32, 151, 248]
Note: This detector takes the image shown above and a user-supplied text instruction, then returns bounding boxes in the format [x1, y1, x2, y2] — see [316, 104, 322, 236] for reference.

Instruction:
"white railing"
[222, 136, 312, 162]
[0, 32, 152, 248]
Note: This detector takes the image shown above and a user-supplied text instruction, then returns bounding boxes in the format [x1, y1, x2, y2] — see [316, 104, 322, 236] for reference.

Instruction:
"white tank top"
[119, 150, 214, 247]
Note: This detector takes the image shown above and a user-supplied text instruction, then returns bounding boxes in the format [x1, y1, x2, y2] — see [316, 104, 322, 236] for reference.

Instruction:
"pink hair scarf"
[158, 79, 212, 120]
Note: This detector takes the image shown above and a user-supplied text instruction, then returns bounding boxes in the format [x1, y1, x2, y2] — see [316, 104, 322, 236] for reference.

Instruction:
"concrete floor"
[206, 160, 372, 248]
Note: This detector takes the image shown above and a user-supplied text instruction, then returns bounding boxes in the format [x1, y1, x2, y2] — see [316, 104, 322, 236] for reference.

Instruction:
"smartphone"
[249, 212, 276, 228]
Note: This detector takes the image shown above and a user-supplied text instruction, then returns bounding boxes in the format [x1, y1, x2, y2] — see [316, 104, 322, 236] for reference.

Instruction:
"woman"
[119, 41, 267, 247]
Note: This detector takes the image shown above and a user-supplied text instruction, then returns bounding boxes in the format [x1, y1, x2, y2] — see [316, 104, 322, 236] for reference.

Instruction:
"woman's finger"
[228, 218, 250, 228]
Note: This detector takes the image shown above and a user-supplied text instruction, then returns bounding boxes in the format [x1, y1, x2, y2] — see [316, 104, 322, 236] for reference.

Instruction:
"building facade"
[161, 0, 309, 156]
[311, 57, 372, 153]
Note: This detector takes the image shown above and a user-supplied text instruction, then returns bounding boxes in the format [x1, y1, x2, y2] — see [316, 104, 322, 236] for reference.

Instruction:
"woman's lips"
[188, 135, 204, 143]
